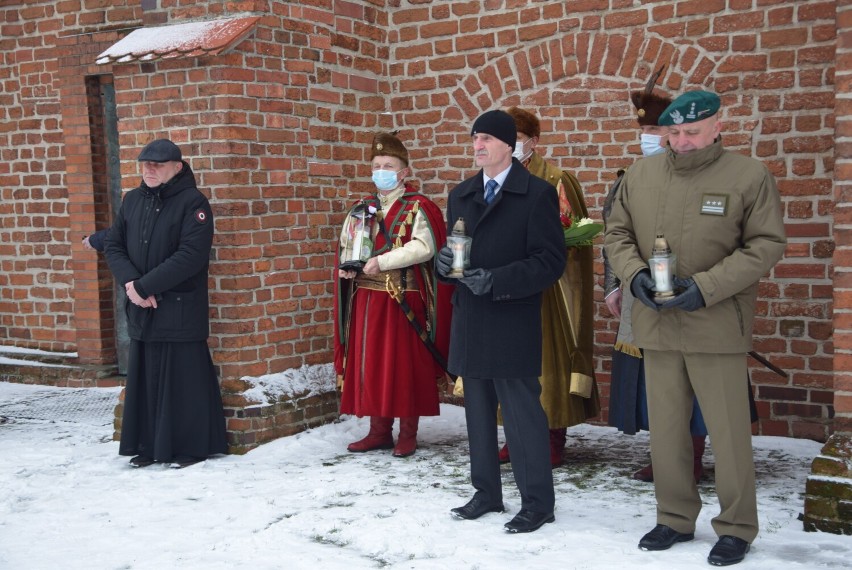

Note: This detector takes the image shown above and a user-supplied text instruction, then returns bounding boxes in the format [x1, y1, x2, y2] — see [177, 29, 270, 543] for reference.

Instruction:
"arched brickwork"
[396, 24, 834, 441]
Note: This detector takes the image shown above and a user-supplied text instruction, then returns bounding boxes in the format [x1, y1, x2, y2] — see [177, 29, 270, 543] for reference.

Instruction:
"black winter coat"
[88, 228, 109, 253]
[105, 163, 214, 342]
[445, 159, 566, 379]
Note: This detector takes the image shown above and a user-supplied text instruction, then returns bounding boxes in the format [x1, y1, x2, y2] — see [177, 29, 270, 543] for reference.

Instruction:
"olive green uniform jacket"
[604, 139, 786, 353]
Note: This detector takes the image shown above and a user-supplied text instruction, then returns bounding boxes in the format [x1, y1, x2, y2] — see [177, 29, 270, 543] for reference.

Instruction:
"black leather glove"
[630, 269, 659, 310]
[436, 246, 454, 278]
[459, 268, 493, 296]
[660, 276, 706, 312]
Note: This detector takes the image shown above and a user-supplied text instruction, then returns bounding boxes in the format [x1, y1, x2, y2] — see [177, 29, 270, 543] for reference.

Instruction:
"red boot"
[347, 417, 394, 452]
[632, 436, 706, 483]
[549, 428, 566, 467]
[498, 443, 510, 464]
[693, 435, 706, 483]
[632, 463, 654, 482]
[393, 416, 419, 458]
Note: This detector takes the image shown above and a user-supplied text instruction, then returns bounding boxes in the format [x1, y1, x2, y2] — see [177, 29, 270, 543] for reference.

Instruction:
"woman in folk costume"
[334, 132, 452, 458]
[603, 68, 709, 483]
[498, 107, 600, 467]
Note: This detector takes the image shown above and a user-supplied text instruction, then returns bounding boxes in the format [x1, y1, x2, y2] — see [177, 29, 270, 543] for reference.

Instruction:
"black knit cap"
[471, 110, 517, 149]
[137, 139, 182, 163]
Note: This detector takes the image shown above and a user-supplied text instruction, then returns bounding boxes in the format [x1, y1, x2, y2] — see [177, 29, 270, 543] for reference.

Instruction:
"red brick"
[718, 54, 768, 73]
[761, 28, 808, 48]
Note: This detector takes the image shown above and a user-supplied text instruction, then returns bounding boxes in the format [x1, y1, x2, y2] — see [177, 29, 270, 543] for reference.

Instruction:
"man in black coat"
[437, 110, 566, 533]
[105, 138, 227, 469]
[82, 228, 109, 252]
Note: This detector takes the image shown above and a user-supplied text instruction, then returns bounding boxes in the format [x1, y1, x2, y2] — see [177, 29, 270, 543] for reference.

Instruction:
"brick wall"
[0, 0, 843, 441]
[801, 0, 852, 536]
[384, 0, 838, 440]
[1, 1, 79, 353]
[831, 0, 852, 437]
[106, 0, 390, 382]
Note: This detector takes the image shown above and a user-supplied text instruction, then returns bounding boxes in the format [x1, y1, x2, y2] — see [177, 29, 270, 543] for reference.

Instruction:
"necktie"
[484, 179, 498, 204]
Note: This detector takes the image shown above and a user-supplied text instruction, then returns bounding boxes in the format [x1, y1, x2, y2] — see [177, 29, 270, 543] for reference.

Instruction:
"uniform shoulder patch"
[194, 209, 209, 224]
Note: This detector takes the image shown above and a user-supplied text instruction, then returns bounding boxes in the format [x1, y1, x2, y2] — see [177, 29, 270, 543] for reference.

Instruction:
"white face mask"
[640, 133, 666, 157]
[512, 139, 533, 162]
[371, 169, 400, 192]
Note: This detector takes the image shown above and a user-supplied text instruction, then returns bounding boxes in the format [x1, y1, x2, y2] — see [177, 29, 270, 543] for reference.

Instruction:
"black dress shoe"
[169, 456, 204, 469]
[450, 497, 505, 520]
[129, 455, 154, 468]
[707, 535, 750, 566]
[638, 524, 695, 551]
[504, 509, 555, 533]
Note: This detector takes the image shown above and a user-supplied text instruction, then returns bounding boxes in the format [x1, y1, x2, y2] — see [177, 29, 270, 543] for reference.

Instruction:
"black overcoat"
[445, 159, 566, 379]
[104, 163, 214, 343]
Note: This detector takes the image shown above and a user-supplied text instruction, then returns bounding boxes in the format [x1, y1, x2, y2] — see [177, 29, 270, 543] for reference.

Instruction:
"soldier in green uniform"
[605, 91, 786, 566]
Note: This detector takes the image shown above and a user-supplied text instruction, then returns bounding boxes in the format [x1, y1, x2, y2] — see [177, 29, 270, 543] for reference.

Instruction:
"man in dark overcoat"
[105, 138, 228, 469]
[436, 110, 566, 533]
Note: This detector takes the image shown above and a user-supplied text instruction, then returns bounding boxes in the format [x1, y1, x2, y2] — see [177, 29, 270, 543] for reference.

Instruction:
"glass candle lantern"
[649, 234, 676, 302]
[339, 203, 374, 273]
[446, 217, 472, 278]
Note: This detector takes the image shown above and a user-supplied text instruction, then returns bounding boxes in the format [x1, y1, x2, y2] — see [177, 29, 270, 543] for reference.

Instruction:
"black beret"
[137, 139, 182, 163]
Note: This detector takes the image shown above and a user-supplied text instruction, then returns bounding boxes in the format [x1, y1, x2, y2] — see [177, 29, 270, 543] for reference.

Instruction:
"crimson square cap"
[137, 139, 182, 162]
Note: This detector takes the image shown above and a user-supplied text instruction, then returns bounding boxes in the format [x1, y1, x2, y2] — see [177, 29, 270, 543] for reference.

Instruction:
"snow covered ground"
[0, 381, 849, 569]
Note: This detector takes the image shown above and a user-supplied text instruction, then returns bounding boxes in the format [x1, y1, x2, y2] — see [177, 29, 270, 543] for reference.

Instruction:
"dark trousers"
[463, 376, 555, 513]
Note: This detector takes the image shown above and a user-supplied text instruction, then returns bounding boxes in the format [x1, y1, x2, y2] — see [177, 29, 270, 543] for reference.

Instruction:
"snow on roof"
[95, 15, 261, 65]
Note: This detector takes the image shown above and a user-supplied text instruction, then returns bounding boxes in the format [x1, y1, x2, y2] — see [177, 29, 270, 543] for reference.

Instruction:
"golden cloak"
[527, 153, 600, 428]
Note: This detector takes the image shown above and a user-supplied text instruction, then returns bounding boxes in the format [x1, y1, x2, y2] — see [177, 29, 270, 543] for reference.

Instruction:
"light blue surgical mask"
[372, 169, 400, 192]
[640, 133, 666, 157]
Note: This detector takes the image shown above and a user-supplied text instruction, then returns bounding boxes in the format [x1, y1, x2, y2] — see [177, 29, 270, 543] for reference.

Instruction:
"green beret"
[658, 90, 721, 126]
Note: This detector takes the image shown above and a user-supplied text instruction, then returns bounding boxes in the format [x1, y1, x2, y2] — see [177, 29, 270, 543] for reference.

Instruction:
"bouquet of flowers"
[561, 213, 604, 248]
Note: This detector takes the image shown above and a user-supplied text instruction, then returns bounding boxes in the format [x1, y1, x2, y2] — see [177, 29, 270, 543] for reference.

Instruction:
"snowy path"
[0, 382, 848, 569]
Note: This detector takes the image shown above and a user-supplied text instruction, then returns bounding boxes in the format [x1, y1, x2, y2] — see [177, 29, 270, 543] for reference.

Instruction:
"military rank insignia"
[700, 194, 727, 216]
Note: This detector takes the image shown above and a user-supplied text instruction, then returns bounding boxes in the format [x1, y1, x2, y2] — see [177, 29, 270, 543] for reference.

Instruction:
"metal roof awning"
[95, 15, 261, 65]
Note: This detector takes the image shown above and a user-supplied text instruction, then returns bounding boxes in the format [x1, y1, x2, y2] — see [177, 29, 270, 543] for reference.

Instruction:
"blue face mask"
[640, 133, 666, 157]
[372, 169, 400, 192]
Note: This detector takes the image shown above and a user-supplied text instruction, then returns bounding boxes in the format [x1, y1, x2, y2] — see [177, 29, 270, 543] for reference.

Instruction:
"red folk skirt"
[339, 286, 441, 418]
